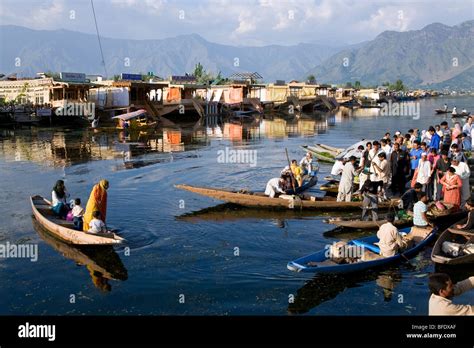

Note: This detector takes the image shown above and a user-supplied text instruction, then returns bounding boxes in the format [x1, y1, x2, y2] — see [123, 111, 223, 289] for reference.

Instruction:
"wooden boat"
[112, 109, 157, 130]
[287, 226, 437, 273]
[435, 109, 451, 114]
[32, 217, 128, 281]
[313, 143, 343, 157]
[30, 195, 125, 245]
[451, 112, 470, 118]
[175, 184, 399, 211]
[319, 178, 359, 195]
[301, 145, 335, 163]
[431, 220, 474, 265]
[285, 174, 318, 195]
[326, 216, 412, 229]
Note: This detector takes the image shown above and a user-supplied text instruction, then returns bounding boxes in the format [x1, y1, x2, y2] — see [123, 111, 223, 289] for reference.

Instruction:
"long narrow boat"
[301, 145, 336, 163]
[326, 216, 412, 229]
[32, 217, 128, 281]
[287, 226, 437, 273]
[175, 184, 399, 211]
[451, 112, 471, 118]
[431, 221, 474, 265]
[285, 175, 318, 195]
[435, 109, 451, 114]
[313, 143, 343, 157]
[30, 195, 125, 245]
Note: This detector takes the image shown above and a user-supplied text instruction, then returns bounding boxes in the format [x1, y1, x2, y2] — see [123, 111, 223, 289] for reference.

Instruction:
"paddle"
[285, 148, 297, 193]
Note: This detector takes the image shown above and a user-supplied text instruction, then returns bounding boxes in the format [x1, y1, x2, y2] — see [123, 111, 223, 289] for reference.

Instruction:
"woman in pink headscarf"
[452, 122, 462, 142]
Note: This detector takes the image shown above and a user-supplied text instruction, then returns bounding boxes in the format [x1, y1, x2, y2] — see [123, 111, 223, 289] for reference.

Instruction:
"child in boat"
[71, 198, 84, 231]
[290, 159, 303, 187]
[88, 211, 108, 234]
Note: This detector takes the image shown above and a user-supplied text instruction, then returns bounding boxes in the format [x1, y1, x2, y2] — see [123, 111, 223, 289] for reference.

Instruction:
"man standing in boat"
[337, 156, 359, 202]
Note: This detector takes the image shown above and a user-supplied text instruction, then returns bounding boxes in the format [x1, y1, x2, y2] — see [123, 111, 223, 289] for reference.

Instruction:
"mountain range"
[1, 21, 473, 88]
[0, 25, 341, 83]
[307, 21, 474, 88]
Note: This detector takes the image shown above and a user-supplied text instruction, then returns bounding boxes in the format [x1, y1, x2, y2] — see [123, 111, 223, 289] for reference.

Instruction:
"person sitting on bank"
[51, 179, 70, 218]
[376, 213, 407, 257]
[400, 182, 423, 213]
[88, 211, 108, 234]
[428, 273, 474, 315]
[413, 192, 432, 228]
[71, 198, 84, 231]
[264, 177, 286, 198]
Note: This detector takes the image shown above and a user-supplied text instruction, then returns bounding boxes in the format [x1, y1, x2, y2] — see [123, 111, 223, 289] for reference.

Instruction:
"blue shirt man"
[428, 127, 441, 150]
[410, 142, 423, 170]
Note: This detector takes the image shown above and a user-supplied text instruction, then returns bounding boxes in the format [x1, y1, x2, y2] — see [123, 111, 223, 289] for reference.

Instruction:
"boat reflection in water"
[32, 218, 128, 292]
[287, 268, 401, 315]
[175, 203, 327, 225]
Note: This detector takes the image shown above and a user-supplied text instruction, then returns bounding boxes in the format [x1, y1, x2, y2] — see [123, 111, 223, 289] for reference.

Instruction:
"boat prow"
[30, 195, 125, 245]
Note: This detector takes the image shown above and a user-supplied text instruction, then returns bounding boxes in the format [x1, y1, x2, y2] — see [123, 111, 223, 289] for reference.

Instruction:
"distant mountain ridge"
[0, 25, 342, 82]
[305, 20, 474, 88]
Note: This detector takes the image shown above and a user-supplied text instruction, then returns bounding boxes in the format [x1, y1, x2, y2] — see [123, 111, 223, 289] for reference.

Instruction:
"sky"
[0, 0, 473, 46]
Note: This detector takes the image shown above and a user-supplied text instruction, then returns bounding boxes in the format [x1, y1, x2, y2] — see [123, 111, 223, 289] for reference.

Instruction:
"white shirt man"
[330, 159, 345, 177]
[416, 155, 432, 185]
[264, 178, 285, 198]
[371, 156, 389, 183]
[376, 220, 406, 257]
[451, 160, 471, 205]
[337, 159, 357, 202]
[300, 153, 314, 174]
[462, 118, 472, 135]
[429, 275, 474, 315]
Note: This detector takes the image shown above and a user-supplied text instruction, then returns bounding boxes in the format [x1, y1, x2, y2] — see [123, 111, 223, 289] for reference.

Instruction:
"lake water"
[0, 96, 472, 315]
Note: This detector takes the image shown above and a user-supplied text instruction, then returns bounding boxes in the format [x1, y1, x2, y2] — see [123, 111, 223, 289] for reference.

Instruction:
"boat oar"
[285, 148, 297, 193]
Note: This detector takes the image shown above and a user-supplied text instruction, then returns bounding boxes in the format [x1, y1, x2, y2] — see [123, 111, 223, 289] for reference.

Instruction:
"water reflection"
[288, 268, 402, 314]
[32, 218, 128, 292]
[176, 203, 327, 224]
[0, 113, 336, 169]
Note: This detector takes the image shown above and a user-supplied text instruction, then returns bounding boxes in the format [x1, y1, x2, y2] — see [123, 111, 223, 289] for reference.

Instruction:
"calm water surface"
[0, 96, 472, 315]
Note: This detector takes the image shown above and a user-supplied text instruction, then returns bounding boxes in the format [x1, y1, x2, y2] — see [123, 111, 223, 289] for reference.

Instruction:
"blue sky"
[0, 0, 473, 46]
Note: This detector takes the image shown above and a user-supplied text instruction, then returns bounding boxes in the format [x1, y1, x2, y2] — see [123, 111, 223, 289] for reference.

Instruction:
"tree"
[354, 81, 361, 89]
[193, 62, 204, 79]
[393, 79, 405, 91]
[307, 75, 316, 84]
[345, 81, 353, 88]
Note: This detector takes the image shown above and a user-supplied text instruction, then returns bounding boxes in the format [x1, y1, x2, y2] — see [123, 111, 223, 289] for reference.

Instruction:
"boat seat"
[352, 240, 380, 254]
[48, 217, 75, 227]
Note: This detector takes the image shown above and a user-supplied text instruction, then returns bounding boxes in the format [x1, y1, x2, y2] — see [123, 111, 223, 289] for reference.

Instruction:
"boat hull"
[431, 220, 474, 265]
[30, 195, 124, 245]
[288, 227, 437, 273]
[175, 184, 399, 211]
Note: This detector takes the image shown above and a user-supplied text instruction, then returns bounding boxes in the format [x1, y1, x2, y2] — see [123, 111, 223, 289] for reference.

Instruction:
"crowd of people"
[333, 117, 473, 214]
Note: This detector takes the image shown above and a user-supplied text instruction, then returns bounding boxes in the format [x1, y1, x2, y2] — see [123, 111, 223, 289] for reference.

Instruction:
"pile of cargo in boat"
[287, 226, 437, 273]
[431, 220, 474, 265]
